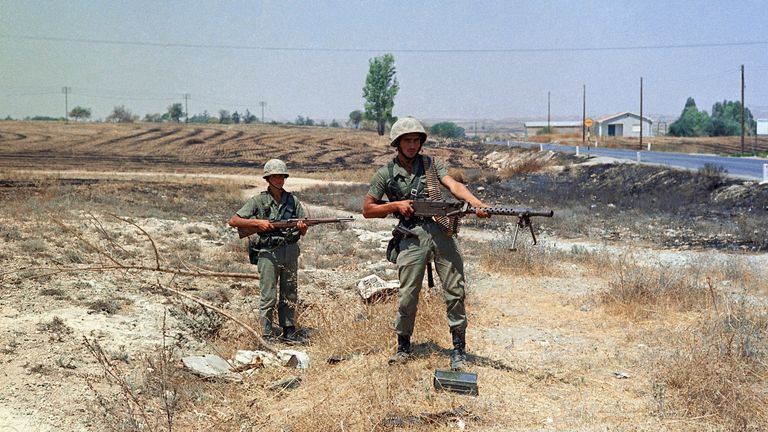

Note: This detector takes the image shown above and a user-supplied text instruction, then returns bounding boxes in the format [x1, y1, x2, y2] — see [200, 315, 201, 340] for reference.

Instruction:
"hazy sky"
[2, 1, 767, 122]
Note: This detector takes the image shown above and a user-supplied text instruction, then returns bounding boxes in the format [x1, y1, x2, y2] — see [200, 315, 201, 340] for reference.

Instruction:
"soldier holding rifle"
[362, 117, 491, 370]
[228, 159, 308, 343]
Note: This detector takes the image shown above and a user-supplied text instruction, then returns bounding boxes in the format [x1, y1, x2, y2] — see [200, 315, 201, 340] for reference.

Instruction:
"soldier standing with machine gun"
[362, 117, 491, 370]
[228, 159, 309, 344]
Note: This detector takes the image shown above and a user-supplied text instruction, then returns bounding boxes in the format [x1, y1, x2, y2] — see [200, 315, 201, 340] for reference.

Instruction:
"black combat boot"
[280, 326, 299, 344]
[388, 334, 412, 365]
[450, 328, 467, 371]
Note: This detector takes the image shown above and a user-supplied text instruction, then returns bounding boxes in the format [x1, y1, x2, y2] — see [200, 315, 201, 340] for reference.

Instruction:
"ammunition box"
[433, 369, 478, 396]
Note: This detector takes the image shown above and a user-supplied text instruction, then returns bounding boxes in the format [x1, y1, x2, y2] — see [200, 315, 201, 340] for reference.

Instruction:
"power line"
[2, 32, 767, 53]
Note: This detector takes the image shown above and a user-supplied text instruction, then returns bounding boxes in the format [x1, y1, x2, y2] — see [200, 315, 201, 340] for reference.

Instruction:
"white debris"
[279, 349, 310, 369]
[357, 274, 399, 301]
[234, 349, 308, 369]
[181, 355, 241, 381]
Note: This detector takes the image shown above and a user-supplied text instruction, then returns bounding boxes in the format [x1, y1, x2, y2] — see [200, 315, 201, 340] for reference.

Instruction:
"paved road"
[494, 140, 768, 181]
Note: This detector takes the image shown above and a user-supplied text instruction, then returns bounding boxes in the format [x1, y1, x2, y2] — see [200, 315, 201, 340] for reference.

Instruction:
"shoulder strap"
[276, 192, 295, 220]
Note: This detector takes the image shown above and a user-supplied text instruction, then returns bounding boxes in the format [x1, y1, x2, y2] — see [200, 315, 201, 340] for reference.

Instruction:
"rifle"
[411, 199, 553, 249]
[237, 216, 354, 239]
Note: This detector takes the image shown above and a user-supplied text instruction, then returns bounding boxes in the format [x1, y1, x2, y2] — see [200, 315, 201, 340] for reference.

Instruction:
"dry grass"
[499, 157, 551, 178]
[595, 254, 768, 429]
[655, 299, 767, 431]
[476, 236, 569, 277]
[4, 156, 767, 431]
[599, 256, 708, 319]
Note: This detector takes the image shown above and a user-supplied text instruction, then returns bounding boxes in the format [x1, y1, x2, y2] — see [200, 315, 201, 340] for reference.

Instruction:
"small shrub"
[39, 288, 68, 299]
[169, 301, 224, 339]
[36, 316, 73, 341]
[478, 237, 562, 277]
[110, 345, 130, 363]
[499, 158, 549, 178]
[19, 238, 47, 253]
[600, 259, 707, 318]
[1, 227, 22, 241]
[86, 299, 123, 315]
[655, 301, 767, 430]
[697, 163, 728, 190]
[63, 249, 85, 264]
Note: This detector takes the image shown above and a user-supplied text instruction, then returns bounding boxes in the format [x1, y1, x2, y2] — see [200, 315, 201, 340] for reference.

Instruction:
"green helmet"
[389, 117, 427, 147]
[263, 159, 289, 178]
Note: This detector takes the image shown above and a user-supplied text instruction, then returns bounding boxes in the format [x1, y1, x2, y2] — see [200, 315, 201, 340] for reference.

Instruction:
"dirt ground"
[0, 121, 766, 431]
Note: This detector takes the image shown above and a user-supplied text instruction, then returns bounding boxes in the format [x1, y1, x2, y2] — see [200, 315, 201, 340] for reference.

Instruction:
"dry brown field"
[0, 121, 483, 176]
[0, 121, 765, 431]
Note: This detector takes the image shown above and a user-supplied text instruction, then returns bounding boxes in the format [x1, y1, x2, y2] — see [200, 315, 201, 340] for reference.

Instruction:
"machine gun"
[237, 216, 354, 239]
[411, 199, 553, 249]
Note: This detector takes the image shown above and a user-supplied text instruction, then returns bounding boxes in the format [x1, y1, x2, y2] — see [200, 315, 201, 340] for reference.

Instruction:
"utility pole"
[582, 84, 586, 144]
[62, 86, 71, 122]
[640, 77, 645, 150]
[259, 101, 266, 123]
[547, 91, 551, 132]
[741, 64, 745, 154]
[183, 93, 190, 123]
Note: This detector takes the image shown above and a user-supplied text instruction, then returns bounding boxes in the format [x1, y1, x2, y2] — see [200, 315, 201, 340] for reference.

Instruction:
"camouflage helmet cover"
[263, 159, 289, 178]
[389, 117, 428, 147]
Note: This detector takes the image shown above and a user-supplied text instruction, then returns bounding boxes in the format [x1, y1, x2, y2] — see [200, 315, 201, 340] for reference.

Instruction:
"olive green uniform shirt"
[367, 155, 467, 336]
[236, 190, 306, 336]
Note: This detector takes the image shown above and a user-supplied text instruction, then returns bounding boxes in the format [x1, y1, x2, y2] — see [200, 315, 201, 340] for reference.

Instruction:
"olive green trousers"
[395, 221, 467, 336]
[256, 242, 299, 336]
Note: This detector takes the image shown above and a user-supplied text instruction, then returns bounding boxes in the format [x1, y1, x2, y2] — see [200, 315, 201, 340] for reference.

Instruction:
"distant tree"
[348, 110, 363, 129]
[29, 115, 62, 121]
[669, 97, 709, 137]
[188, 111, 211, 123]
[167, 103, 184, 122]
[295, 115, 315, 126]
[232, 111, 241, 124]
[329, 119, 341, 128]
[430, 122, 465, 138]
[143, 113, 163, 122]
[362, 53, 399, 136]
[536, 126, 554, 135]
[708, 100, 756, 136]
[219, 110, 232, 124]
[106, 105, 138, 123]
[3, 115, 12, 121]
[68, 106, 91, 121]
[243, 109, 257, 124]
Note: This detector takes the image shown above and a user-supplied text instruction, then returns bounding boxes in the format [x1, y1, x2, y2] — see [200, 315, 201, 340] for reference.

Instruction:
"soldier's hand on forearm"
[473, 201, 491, 218]
[296, 221, 308, 235]
[394, 200, 414, 217]
[253, 219, 275, 232]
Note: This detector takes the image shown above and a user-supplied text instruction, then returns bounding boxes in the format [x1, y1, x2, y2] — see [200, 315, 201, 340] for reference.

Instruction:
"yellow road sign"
[584, 118, 593, 127]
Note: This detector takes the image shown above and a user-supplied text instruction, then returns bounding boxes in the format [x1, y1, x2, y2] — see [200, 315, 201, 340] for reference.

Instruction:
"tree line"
[668, 97, 757, 137]
[5, 52, 466, 138]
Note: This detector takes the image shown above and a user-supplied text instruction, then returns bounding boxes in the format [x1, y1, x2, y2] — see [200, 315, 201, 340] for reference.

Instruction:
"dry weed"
[248, 289, 471, 431]
[599, 256, 708, 319]
[477, 237, 564, 277]
[499, 157, 550, 178]
[655, 297, 767, 430]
